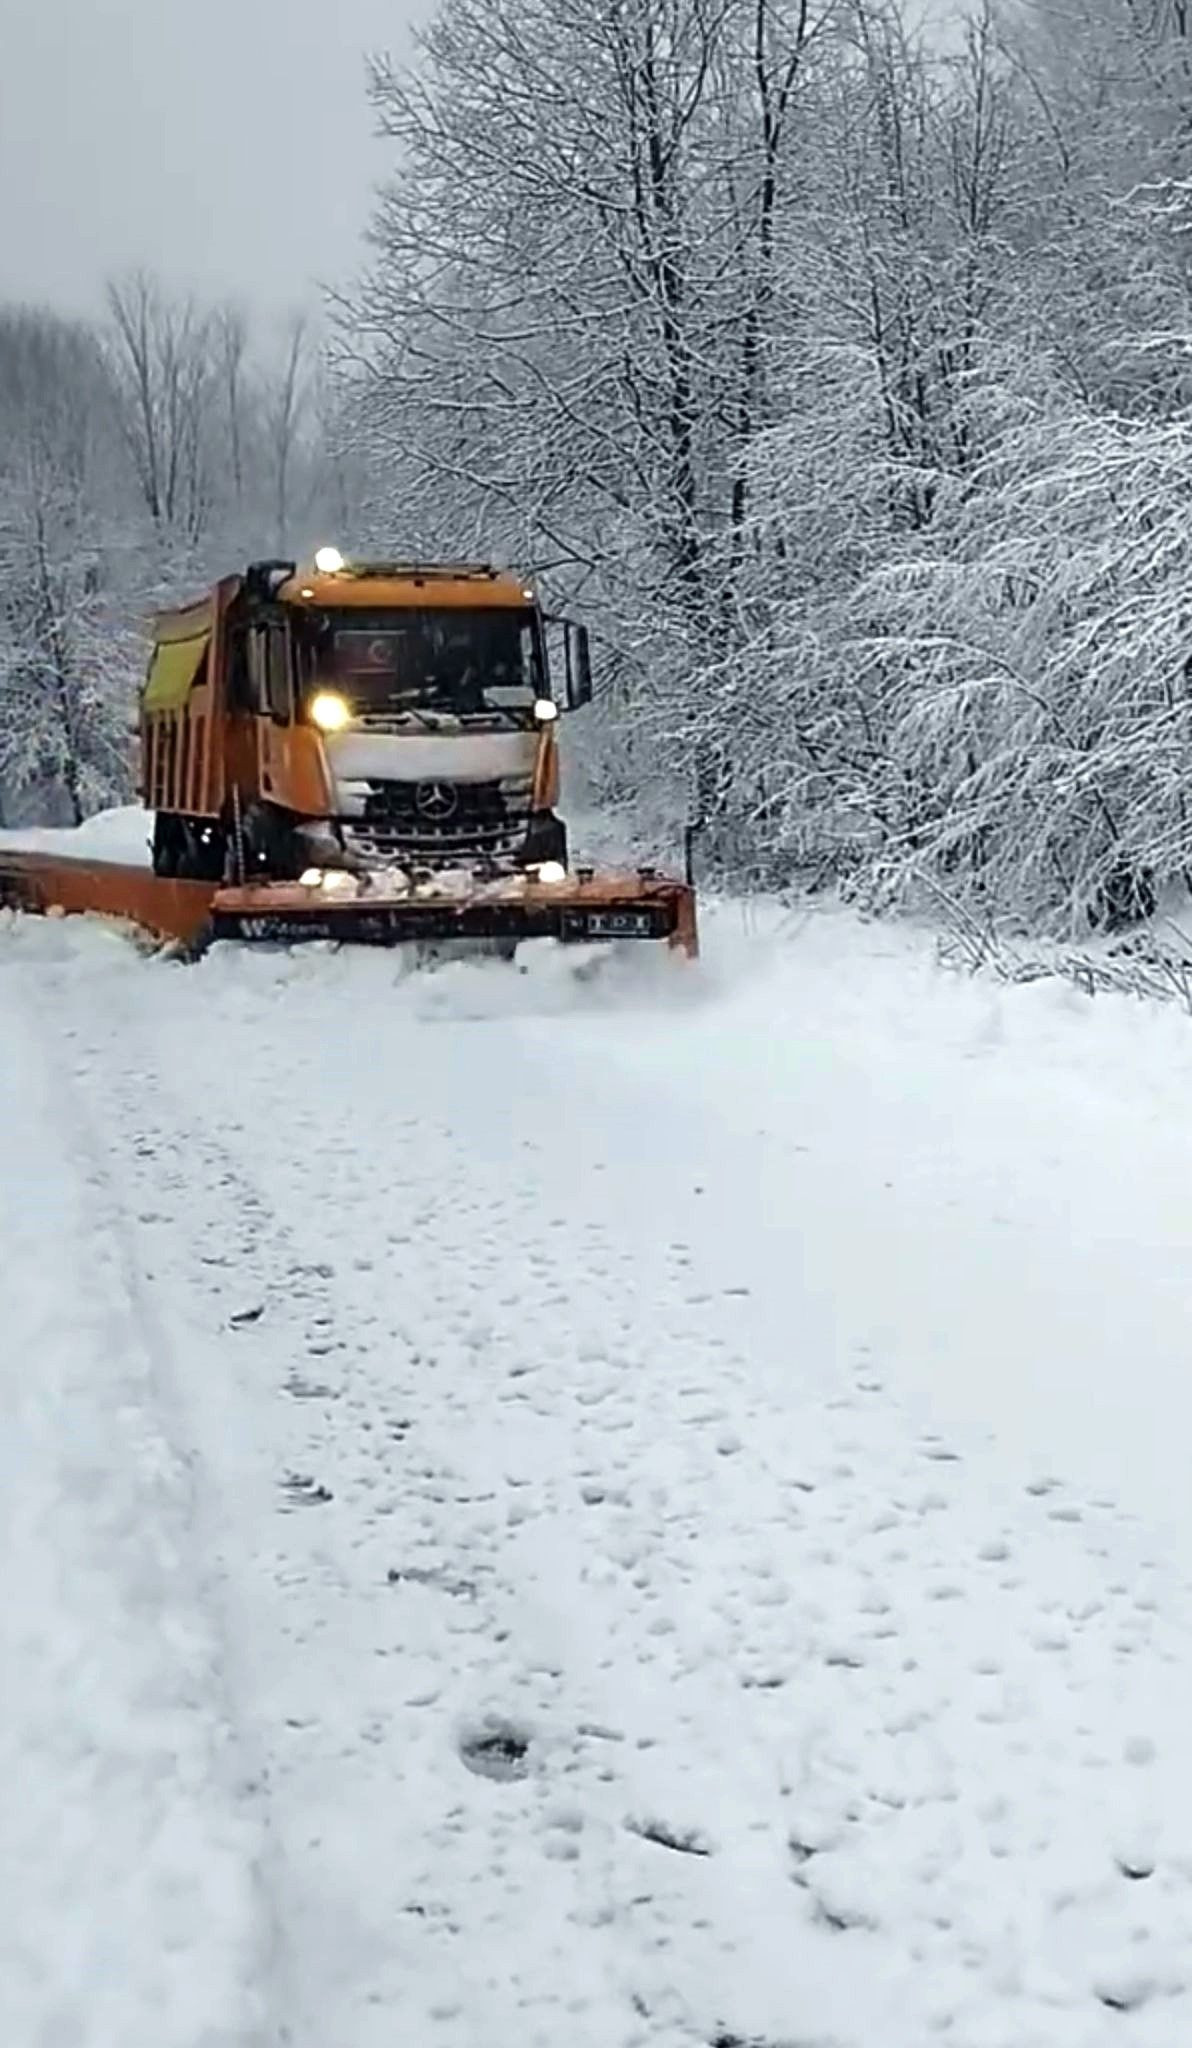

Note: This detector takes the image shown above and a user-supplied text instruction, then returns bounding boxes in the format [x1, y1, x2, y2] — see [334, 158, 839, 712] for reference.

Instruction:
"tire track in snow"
[52, 980, 649, 2047]
[41, 996, 379, 2045]
[0, 935, 275, 2048]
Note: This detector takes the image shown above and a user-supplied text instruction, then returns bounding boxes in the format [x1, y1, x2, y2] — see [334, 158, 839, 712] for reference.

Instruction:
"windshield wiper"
[368, 703, 453, 732]
[472, 706, 525, 730]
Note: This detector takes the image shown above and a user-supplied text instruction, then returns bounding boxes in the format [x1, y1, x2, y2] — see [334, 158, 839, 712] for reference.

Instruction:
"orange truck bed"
[0, 849, 699, 958]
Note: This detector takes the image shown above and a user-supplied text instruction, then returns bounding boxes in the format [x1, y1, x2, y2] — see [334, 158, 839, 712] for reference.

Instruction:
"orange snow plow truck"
[0, 552, 698, 957]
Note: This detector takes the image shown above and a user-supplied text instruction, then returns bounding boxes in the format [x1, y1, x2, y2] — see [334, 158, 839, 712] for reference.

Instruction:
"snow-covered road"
[6, 900, 1192, 2047]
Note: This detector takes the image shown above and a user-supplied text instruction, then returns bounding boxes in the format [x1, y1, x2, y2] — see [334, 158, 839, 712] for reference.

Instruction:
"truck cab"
[142, 553, 592, 883]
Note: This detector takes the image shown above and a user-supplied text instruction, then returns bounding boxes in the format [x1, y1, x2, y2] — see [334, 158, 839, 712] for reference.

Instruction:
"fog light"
[535, 860, 567, 885]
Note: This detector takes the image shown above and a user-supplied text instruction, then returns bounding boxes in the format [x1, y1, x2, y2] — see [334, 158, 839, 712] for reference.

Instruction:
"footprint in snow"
[388, 1565, 476, 1600]
[626, 1815, 714, 1857]
[458, 1717, 532, 1782]
[711, 2036, 792, 2048]
[279, 1472, 333, 1508]
[284, 1373, 338, 1401]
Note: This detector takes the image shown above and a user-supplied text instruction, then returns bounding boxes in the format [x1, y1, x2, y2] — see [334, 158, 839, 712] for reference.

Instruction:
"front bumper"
[0, 848, 700, 959]
[210, 871, 697, 954]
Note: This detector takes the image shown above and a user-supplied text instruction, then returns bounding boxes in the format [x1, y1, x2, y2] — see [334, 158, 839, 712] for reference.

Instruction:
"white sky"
[0, 0, 426, 321]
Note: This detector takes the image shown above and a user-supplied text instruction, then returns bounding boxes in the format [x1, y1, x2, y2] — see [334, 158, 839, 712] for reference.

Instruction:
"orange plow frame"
[0, 849, 699, 959]
[0, 850, 215, 947]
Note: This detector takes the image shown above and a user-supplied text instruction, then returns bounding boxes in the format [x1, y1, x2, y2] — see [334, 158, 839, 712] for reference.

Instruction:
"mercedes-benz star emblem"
[415, 780, 458, 821]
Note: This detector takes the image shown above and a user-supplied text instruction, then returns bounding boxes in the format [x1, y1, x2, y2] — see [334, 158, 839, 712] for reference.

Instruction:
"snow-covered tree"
[0, 285, 338, 825]
[0, 311, 135, 824]
[342, 0, 841, 821]
[834, 383, 1192, 927]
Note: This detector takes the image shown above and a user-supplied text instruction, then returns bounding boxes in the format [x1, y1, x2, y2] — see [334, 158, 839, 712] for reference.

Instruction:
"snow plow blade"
[211, 871, 699, 955]
[0, 850, 215, 948]
[0, 850, 698, 959]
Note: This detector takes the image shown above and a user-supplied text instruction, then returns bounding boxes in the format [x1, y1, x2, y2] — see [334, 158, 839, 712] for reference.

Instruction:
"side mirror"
[563, 620, 592, 709]
[244, 559, 296, 602]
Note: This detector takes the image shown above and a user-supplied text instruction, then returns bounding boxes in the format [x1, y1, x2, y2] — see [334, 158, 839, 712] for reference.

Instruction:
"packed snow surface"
[5, 893, 1192, 2047]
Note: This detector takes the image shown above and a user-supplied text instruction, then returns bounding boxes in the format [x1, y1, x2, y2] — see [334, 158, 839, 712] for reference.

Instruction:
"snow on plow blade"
[0, 851, 698, 959]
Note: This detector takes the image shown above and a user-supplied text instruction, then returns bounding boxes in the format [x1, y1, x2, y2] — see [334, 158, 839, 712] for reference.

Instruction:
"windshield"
[308, 607, 545, 725]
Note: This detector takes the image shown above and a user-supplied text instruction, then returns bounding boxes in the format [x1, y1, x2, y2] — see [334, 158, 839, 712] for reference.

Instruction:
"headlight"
[309, 691, 351, 732]
[314, 545, 345, 574]
[534, 698, 559, 723]
[534, 860, 567, 885]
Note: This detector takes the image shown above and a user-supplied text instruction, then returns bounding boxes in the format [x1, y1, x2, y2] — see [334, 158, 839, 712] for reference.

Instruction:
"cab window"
[265, 625, 292, 721]
[245, 621, 292, 720]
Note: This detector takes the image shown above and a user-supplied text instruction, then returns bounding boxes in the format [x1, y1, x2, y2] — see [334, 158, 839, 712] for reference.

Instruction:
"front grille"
[341, 775, 532, 868]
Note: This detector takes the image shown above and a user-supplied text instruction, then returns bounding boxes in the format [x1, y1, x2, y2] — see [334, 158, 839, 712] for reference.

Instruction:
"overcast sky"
[1, 0, 426, 323]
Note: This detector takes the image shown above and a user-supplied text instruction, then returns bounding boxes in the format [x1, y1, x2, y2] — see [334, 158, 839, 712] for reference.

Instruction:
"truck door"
[257, 621, 293, 804]
[249, 618, 333, 820]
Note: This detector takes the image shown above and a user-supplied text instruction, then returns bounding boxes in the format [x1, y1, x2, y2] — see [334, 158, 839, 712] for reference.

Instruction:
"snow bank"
[550, 895, 1192, 1541]
[0, 804, 153, 865]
